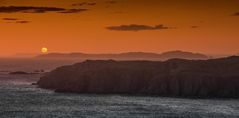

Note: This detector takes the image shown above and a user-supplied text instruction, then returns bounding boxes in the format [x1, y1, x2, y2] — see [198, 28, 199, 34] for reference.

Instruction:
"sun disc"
[41, 47, 48, 53]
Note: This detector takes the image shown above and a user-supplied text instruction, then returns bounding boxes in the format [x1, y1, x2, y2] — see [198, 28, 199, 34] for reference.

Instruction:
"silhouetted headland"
[37, 56, 239, 98]
[36, 50, 208, 60]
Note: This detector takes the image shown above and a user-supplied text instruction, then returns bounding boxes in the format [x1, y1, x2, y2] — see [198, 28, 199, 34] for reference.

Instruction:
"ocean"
[0, 58, 239, 118]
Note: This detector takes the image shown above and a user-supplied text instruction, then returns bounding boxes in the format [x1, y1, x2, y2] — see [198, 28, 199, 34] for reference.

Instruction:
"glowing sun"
[41, 47, 48, 53]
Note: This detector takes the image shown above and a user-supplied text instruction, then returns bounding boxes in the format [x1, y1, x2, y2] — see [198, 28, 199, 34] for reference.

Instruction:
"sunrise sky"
[0, 0, 239, 57]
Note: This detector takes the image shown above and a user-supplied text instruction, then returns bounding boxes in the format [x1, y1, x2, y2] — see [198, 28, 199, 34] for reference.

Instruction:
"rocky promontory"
[37, 56, 239, 98]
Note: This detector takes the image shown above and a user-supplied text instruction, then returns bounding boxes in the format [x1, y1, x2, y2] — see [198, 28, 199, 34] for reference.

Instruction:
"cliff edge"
[37, 56, 239, 98]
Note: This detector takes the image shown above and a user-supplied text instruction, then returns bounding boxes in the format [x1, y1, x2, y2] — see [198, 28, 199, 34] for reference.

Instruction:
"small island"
[37, 56, 239, 98]
[9, 71, 31, 75]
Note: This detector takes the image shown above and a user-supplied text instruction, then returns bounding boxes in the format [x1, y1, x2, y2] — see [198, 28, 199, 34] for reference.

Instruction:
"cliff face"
[37, 56, 239, 98]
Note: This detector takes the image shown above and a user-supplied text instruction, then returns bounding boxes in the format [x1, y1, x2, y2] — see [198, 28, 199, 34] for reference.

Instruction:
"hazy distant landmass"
[9, 70, 45, 75]
[38, 56, 239, 98]
[36, 50, 208, 60]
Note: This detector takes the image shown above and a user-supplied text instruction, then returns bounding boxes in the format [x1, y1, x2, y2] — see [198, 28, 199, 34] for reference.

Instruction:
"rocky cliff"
[37, 56, 239, 98]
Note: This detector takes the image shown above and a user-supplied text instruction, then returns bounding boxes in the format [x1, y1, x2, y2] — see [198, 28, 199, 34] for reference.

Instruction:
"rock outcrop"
[37, 56, 239, 98]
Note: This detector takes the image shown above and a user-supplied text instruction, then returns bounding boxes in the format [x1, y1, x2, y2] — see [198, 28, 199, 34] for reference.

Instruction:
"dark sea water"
[0, 58, 239, 118]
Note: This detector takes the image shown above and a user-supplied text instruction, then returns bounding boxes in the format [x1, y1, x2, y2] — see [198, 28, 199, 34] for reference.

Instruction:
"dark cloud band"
[0, 6, 64, 13]
[106, 24, 170, 31]
[0, 6, 88, 13]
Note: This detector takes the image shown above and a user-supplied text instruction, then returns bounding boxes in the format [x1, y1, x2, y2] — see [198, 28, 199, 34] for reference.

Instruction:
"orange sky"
[0, 0, 239, 57]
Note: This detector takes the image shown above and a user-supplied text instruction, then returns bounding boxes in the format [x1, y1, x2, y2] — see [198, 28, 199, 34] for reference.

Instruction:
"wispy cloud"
[106, 24, 170, 31]
[16, 21, 30, 24]
[232, 12, 239, 16]
[2, 17, 18, 20]
[2, 17, 30, 24]
[105, 0, 117, 4]
[72, 2, 96, 6]
[191, 26, 199, 28]
[58, 9, 88, 13]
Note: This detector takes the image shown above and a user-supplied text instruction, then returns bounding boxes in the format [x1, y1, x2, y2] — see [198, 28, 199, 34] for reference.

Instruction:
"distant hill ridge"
[37, 50, 208, 60]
